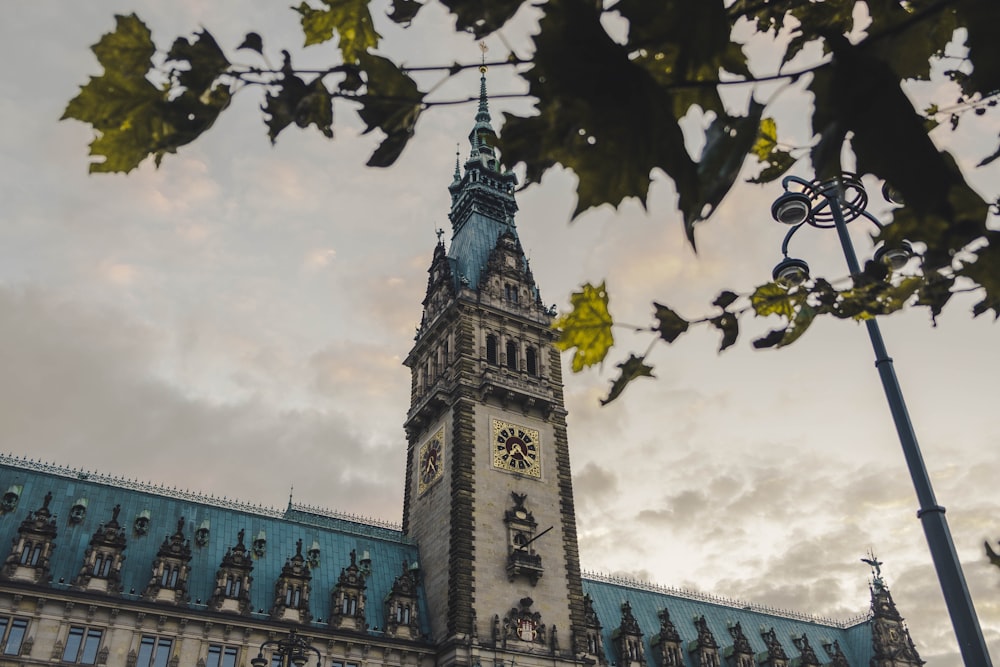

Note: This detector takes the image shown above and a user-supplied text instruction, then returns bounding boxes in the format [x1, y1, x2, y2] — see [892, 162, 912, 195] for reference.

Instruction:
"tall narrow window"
[486, 334, 498, 365]
[526, 347, 537, 376]
[137, 637, 173, 667]
[62, 626, 103, 664]
[1, 618, 27, 655]
[207, 645, 239, 667]
[506, 341, 518, 371]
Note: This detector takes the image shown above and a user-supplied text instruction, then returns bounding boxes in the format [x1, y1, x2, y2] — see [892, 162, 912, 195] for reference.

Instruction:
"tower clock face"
[492, 419, 541, 478]
[418, 429, 444, 494]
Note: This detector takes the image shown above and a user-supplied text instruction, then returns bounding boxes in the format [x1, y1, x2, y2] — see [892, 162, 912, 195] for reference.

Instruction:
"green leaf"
[709, 312, 739, 352]
[747, 116, 796, 184]
[712, 290, 738, 309]
[601, 354, 655, 405]
[295, 0, 380, 62]
[750, 282, 802, 320]
[778, 302, 816, 347]
[167, 30, 230, 94]
[553, 282, 615, 373]
[684, 100, 764, 236]
[440, 0, 526, 38]
[237, 32, 264, 54]
[914, 271, 955, 324]
[653, 303, 689, 343]
[958, 233, 1000, 319]
[356, 53, 424, 167]
[62, 14, 166, 173]
[387, 0, 422, 26]
[752, 329, 785, 349]
[500, 1, 698, 219]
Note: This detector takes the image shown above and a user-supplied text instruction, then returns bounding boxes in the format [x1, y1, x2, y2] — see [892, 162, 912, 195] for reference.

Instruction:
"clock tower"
[402, 70, 588, 667]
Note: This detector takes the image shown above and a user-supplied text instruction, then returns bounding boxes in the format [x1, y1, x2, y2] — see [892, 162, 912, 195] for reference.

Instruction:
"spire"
[469, 43, 497, 154]
[864, 555, 925, 666]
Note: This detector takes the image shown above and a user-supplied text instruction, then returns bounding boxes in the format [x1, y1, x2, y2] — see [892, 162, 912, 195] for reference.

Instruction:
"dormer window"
[505, 283, 518, 302]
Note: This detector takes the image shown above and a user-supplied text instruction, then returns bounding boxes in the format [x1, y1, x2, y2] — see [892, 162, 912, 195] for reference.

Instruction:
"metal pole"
[827, 191, 993, 666]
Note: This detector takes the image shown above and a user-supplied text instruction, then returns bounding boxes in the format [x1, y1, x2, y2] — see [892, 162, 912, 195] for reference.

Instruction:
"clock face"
[492, 419, 541, 478]
[418, 429, 444, 494]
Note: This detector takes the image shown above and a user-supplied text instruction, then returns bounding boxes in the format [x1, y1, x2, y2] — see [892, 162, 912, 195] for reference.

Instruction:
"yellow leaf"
[552, 282, 614, 372]
[750, 282, 803, 320]
[751, 117, 778, 162]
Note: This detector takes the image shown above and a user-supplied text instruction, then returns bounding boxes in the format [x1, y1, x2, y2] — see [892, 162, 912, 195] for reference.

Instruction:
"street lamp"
[250, 629, 322, 667]
[768, 173, 992, 666]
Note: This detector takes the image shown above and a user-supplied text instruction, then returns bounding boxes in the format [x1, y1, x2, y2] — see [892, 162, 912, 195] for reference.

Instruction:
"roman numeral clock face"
[492, 419, 541, 478]
[418, 429, 444, 495]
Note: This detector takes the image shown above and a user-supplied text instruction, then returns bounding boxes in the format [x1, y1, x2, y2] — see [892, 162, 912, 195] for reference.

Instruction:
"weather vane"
[861, 549, 885, 588]
[479, 41, 488, 73]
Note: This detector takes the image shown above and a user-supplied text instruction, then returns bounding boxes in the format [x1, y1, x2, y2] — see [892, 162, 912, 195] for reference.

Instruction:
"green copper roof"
[0, 455, 427, 638]
[582, 573, 873, 666]
[446, 72, 522, 292]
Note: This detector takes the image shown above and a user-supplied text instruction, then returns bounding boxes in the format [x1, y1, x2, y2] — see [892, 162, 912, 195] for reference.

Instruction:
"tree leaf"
[958, 233, 1000, 319]
[709, 312, 739, 352]
[653, 303, 689, 343]
[237, 32, 264, 54]
[778, 302, 816, 347]
[751, 117, 779, 161]
[914, 271, 955, 324]
[553, 282, 614, 372]
[712, 290, 738, 309]
[387, 0, 422, 26]
[500, 1, 698, 219]
[167, 30, 230, 94]
[601, 354, 655, 405]
[752, 328, 785, 349]
[439, 0, 525, 38]
[62, 14, 167, 173]
[295, 0, 380, 62]
[750, 282, 802, 320]
[356, 53, 424, 167]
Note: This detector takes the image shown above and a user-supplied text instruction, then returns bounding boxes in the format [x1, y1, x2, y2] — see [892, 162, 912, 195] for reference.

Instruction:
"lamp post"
[769, 173, 992, 666]
[250, 629, 322, 667]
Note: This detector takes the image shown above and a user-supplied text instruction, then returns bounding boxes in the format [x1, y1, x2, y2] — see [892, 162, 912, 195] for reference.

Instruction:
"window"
[62, 626, 103, 664]
[526, 347, 537, 376]
[206, 645, 239, 667]
[136, 636, 173, 667]
[506, 341, 518, 371]
[486, 334, 498, 365]
[92, 554, 112, 577]
[19, 543, 41, 566]
[341, 594, 357, 615]
[224, 576, 241, 597]
[160, 565, 179, 589]
[505, 283, 518, 303]
[0, 617, 28, 655]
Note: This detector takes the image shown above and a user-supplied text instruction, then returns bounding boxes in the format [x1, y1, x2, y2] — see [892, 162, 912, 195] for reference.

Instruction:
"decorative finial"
[288, 485, 293, 508]
[861, 549, 885, 589]
[436, 228, 445, 242]
[479, 41, 488, 73]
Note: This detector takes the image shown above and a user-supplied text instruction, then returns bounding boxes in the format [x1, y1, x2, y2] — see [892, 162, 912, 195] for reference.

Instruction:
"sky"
[2, 2, 999, 664]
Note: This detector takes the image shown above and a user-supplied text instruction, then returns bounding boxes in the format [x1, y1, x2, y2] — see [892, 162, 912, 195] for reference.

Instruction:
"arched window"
[526, 347, 537, 376]
[161, 567, 170, 587]
[100, 557, 112, 577]
[506, 340, 518, 371]
[19, 543, 32, 565]
[168, 567, 179, 588]
[486, 334, 498, 365]
[292, 587, 301, 607]
[286, 587, 294, 606]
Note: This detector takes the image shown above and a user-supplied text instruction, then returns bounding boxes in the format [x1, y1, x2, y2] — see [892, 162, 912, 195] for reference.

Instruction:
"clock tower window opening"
[506, 340, 518, 371]
[526, 347, 537, 376]
[486, 334, 498, 365]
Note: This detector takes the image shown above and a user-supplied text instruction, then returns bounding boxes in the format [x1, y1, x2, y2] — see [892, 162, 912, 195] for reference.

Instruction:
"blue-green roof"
[0, 455, 427, 637]
[582, 574, 873, 666]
